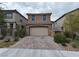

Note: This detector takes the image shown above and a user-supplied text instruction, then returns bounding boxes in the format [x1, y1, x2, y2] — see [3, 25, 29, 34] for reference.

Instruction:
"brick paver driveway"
[10, 36, 61, 50]
[0, 36, 79, 57]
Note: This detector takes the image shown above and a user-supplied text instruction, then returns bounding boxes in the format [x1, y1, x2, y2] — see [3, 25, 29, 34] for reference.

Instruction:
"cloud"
[1, 2, 79, 21]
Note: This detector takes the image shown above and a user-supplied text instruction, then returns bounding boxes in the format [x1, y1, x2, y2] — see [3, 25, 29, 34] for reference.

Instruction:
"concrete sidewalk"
[0, 48, 79, 57]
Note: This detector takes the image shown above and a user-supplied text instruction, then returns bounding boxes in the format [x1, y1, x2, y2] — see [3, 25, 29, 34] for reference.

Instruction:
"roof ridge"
[55, 8, 79, 22]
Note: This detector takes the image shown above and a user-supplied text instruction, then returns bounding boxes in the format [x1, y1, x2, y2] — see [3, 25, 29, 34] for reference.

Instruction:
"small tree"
[0, 9, 6, 37]
[15, 25, 26, 38]
[19, 26, 26, 38]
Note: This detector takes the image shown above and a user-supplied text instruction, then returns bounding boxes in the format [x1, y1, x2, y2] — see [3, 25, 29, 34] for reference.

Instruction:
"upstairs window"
[32, 15, 35, 23]
[42, 15, 46, 21]
[32, 15, 35, 21]
[4, 12, 13, 19]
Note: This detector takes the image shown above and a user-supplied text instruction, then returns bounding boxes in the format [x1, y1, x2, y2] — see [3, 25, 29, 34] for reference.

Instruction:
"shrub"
[61, 43, 67, 46]
[54, 33, 66, 44]
[18, 29, 23, 38]
[72, 43, 77, 48]
[0, 35, 4, 40]
[73, 33, 76, 39]
[4, 38, 10, 42]
[65, 38, 71, 43]
[19, 28, 26, 38]
[64, 31, 71, 38]
[1, 26, 7, 37]
[15, 25, 20, 37]
[75, 36, 79, 40]
[14, 37, 19, 41]
[72, 40, 79, 48]
[15, 25, 26, 38]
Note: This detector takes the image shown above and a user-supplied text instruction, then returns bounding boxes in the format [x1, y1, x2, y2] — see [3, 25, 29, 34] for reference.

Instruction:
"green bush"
[61, 43, 67, 46]
[72, 43, 77, 48]
[64, 31, 71, 38]
[75, 36, 79, 40]
[72, 40, 79, 48]
[1, 25, 7, 37]
[15, 25, 26, 38]
[19, 27, 26, 38]
[66, 38, 71, 43]
[4, 38, 10, 42]
[14, 37, 19, 41]
[54, 33, 66, 44]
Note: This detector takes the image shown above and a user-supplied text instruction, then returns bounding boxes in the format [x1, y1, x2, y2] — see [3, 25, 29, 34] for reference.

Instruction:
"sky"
[0, 2, 79, 21]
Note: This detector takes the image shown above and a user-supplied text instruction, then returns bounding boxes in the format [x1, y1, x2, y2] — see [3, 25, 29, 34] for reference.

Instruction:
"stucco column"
[48, 25, 52, 36]
[26, 26, 30, 36]
[6, 23, 10, 36]
[12, 23, 16, 37]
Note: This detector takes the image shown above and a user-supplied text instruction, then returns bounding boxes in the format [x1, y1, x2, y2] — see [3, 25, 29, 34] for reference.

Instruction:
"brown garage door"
[30, 27, 48, 36]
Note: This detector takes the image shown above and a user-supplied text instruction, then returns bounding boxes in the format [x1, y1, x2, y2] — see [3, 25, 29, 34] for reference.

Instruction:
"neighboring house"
[0, 10, 27, 38]
[54, 8, 79, 33]
[26, 13, 52, 36]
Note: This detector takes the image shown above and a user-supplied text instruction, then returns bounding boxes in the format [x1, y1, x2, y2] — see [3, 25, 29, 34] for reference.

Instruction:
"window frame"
[42, 15, 46, 22]
[4, 12, 13, 19]
[32, 15, 35, 23]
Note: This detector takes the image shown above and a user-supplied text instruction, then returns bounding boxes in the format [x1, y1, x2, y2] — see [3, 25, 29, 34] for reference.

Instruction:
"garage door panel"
[30, 27, 48, 36]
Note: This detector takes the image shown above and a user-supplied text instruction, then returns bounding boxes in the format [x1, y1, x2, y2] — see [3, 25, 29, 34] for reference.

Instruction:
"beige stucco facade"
[26, 13, 53, 36]
[0, 10, 27, 38]
[55, 17, 66, 29]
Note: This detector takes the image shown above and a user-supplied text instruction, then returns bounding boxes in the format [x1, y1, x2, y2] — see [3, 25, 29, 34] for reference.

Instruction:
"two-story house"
[26, 13, 52, 36]
[54, 8, 79, 33]
[0, 10, 27, 38]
